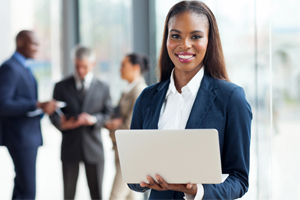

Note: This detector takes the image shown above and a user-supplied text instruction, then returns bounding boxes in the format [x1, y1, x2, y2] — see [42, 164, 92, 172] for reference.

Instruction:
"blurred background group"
[0, 0, 299, 200]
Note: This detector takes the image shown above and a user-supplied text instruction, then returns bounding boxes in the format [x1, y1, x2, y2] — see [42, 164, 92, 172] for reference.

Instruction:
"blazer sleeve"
[92, 84, 114, 130]
[128, 90, 150, 192]
[203, 86, 252, 199]
[0, 64, 37, 117]
[119, 91, 141, 130]
[49, 83, 63, 130]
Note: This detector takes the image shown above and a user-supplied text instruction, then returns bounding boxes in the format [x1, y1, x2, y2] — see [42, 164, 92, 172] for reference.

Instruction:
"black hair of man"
[16, 30, 33, 44]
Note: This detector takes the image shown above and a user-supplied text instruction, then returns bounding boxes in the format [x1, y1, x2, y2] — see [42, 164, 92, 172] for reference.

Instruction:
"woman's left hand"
[140, 175, 197, 196]
[105, 118, 123, 130]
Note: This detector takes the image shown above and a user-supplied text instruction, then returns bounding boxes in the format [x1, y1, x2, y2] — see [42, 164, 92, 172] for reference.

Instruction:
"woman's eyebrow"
[170, 29, 181, 33]
[190, 30, 204, 34]
[169, 29, 204, 34]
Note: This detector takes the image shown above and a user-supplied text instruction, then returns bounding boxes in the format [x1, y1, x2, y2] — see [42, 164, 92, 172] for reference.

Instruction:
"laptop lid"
[115, 129, 223, 184]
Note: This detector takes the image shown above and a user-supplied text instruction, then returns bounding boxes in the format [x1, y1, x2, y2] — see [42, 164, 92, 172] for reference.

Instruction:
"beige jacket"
[110, 78, 147, 158]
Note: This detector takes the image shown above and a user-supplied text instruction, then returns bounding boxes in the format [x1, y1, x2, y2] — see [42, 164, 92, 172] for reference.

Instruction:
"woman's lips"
[175, 52, 195, 63]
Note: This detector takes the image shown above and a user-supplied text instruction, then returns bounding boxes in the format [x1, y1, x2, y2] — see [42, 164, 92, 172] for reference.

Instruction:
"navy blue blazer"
[128, 72, 252, 199]
[0, 56, 42, 149]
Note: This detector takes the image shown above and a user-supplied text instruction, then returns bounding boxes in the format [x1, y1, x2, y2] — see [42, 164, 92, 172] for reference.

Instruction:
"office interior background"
[0, 0, 299, 199]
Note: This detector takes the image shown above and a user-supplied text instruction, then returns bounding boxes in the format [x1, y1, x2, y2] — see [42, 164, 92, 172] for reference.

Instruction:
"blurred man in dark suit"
[50, 45, 113, 200]
[0, 30, 57, 199]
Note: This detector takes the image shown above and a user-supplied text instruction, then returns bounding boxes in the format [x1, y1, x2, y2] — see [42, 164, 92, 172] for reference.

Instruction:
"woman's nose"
[180, 38, 192, 49]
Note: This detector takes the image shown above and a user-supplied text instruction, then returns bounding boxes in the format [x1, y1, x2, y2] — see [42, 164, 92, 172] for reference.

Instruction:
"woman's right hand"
[140, 175, 197, 196]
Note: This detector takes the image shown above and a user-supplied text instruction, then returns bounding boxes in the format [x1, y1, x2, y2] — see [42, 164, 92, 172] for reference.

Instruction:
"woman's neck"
[127, 74, 141, 83]
[173, 66, 201, 93]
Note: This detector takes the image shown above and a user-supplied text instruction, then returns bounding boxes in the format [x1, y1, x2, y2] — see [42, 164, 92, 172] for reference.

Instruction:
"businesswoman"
[128, 1, 252, 200]
[105, 53, 149, 200]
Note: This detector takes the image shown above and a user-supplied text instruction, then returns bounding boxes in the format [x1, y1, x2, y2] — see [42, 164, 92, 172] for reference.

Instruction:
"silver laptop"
[115, 129, 226, 184]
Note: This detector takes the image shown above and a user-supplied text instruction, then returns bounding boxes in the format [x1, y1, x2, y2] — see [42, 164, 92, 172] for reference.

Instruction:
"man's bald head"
[16, 30, 39, 59]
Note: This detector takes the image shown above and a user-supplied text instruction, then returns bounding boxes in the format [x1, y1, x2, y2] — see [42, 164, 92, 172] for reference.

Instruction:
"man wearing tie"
[0, 30, 57, 199]
[50, 45, 113, 200]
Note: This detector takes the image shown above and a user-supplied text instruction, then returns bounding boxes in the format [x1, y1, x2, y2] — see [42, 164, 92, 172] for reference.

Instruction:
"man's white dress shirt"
[122, 77, 141, 94]
[157, 67, 205, 200]
[74, 71, 94, 91]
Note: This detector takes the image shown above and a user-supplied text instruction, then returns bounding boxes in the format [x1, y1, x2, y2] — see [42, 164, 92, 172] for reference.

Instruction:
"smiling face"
[167, 11, 209, 77]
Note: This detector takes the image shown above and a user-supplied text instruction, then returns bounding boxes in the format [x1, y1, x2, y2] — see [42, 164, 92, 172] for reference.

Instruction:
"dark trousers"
[62, 161, 104, 200]
[8, 147, 38, 200]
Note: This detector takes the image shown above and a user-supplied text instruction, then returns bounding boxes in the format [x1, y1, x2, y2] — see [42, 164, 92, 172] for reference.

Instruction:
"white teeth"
[178, 55, 193, 59]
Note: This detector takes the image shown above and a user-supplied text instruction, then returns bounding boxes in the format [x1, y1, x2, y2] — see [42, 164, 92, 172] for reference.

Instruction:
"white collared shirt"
[74, 71, 94, 91]
[158, 67, 205, 200]
[122, 77, 141, 94]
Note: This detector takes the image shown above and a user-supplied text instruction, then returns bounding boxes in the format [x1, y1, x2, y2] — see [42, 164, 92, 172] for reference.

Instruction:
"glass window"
[271, 0, 300, 199]
[79, 0, 133, 105]
[0, 0, 62, 100]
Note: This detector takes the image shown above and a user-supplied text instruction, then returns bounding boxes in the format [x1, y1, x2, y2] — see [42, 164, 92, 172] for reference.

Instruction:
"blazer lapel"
[69, 77, 82, 104]
[185, 72, 217, 129]
[147, 80, 170, 129]
[20, 67, 36, 98]
[82, 78, 95, 111]
[13, 58, 37, 99]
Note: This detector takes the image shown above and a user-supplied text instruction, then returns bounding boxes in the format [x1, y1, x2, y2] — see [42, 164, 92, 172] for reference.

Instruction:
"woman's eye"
[191, 35, 201, 40]
[171, 34, 180, 39]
